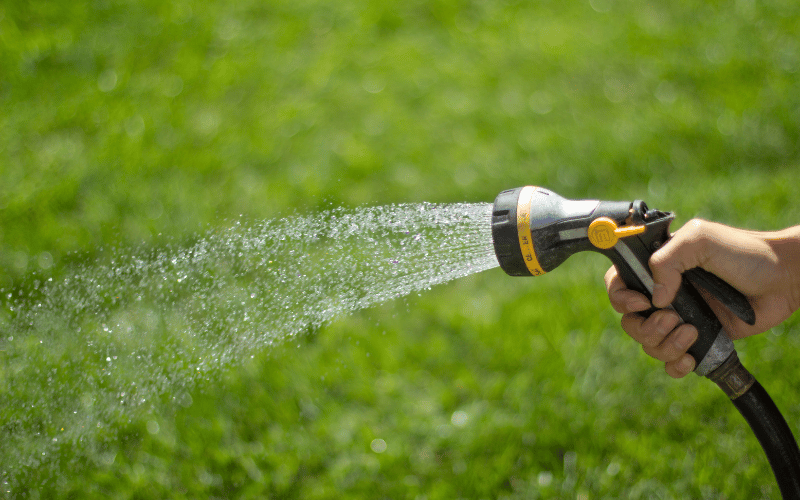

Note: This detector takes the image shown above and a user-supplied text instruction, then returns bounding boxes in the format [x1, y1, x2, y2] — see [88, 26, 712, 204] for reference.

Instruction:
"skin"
[605, 219, 800, 378]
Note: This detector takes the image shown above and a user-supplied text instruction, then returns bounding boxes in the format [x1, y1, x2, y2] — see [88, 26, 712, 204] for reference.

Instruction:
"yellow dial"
[516, 186, 547, 276]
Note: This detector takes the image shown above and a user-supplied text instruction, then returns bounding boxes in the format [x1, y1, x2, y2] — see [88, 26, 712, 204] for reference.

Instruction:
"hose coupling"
[707, 352, 756, 400]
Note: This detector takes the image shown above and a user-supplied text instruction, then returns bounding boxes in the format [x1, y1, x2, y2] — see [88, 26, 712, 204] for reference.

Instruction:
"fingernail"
[652, 283, 669, 308]
[679, 355, 696, 374]
[655, 313, 679, 336]
[630, 298, 651, 311]
[674, 328, 697, 350]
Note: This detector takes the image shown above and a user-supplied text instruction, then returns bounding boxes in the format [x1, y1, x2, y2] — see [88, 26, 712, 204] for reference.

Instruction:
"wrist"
[769, 225, 800, 313]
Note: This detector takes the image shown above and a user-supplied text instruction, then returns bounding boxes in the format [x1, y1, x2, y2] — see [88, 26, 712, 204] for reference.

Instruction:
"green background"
[2, 0, 800, 498]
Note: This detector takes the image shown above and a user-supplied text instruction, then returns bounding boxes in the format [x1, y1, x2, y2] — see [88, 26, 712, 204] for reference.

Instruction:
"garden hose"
[491, 186, 800, 498]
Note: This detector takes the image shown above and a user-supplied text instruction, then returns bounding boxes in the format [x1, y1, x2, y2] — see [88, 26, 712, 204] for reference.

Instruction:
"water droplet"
[370, 438, 387, 453]
[146, 420, 160, 435]
[451, 410, 469, 427]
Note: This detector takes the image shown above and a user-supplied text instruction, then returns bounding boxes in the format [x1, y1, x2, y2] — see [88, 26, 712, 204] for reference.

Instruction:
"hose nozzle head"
[491, 186, 628, 276]
[491, 186, 548, 276]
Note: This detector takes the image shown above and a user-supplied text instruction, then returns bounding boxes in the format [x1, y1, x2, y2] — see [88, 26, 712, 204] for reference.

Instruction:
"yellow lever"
[588, 217, 646, 250]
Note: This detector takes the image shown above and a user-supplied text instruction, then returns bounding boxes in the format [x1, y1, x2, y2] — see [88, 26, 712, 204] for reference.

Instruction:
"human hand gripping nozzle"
[491, 186, 800, 498]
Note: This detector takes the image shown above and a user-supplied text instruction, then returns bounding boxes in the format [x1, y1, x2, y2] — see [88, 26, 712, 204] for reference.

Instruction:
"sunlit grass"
[1, 0, 799, 498]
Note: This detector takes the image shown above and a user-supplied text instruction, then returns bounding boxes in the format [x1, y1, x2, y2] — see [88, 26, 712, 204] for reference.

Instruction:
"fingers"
[620, 309, 676, 347]
[606, 266, 697, 378]
[665, 354, 697, 379]
[620, 309, 698, 378]
[604, 266, 650, 314]
[641, 323, 697, 367]
[649, 219, 711, 308]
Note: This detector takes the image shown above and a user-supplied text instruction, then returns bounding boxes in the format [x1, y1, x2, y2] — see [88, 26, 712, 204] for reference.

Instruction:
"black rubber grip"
[685, 267, 756, 325]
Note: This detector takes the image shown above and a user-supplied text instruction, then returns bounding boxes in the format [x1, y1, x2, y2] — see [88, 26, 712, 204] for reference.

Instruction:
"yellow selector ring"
[516, 186, 546, 276]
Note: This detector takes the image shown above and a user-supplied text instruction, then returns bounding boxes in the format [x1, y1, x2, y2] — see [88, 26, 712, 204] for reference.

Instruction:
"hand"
[605, 219, 800, 378]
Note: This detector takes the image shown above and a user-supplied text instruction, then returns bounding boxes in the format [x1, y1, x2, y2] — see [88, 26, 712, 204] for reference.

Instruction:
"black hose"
[709, 354, 800, 499]
[732, 379, 800, 499]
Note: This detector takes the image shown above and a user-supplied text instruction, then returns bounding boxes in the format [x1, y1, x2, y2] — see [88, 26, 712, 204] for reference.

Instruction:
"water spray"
[491, 186, 800, 498]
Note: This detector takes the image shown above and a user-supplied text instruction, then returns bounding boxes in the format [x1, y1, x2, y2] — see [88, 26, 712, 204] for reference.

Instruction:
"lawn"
[1, 0, 800, 498]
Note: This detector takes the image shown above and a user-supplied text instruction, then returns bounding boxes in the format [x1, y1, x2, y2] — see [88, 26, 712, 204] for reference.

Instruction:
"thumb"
[649, 219, 710, 308]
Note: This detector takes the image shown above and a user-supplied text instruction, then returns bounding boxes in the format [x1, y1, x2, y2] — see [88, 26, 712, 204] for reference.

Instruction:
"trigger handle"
[601, 213, 735, 376]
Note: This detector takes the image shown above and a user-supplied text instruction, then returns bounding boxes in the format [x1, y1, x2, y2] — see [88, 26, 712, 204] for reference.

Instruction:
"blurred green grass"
[1, 0, 800, 498]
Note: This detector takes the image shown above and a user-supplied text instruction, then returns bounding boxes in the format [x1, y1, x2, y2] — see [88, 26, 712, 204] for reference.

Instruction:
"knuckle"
[685, 218, 708, 234]
[665, 355, 694, 378]
[641, 343, 661, 360]
[643, 339, 680, 362]
[604, 266, 617, 287]
[641, 313, 665, 337]
[610, 301, 627, 315]
[612, 291, 646, 314]
[640, 335, 661, 349]
[665, 363, 683, 379]
[681, 218, 711, 249]
[620, 313, 642, 334]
